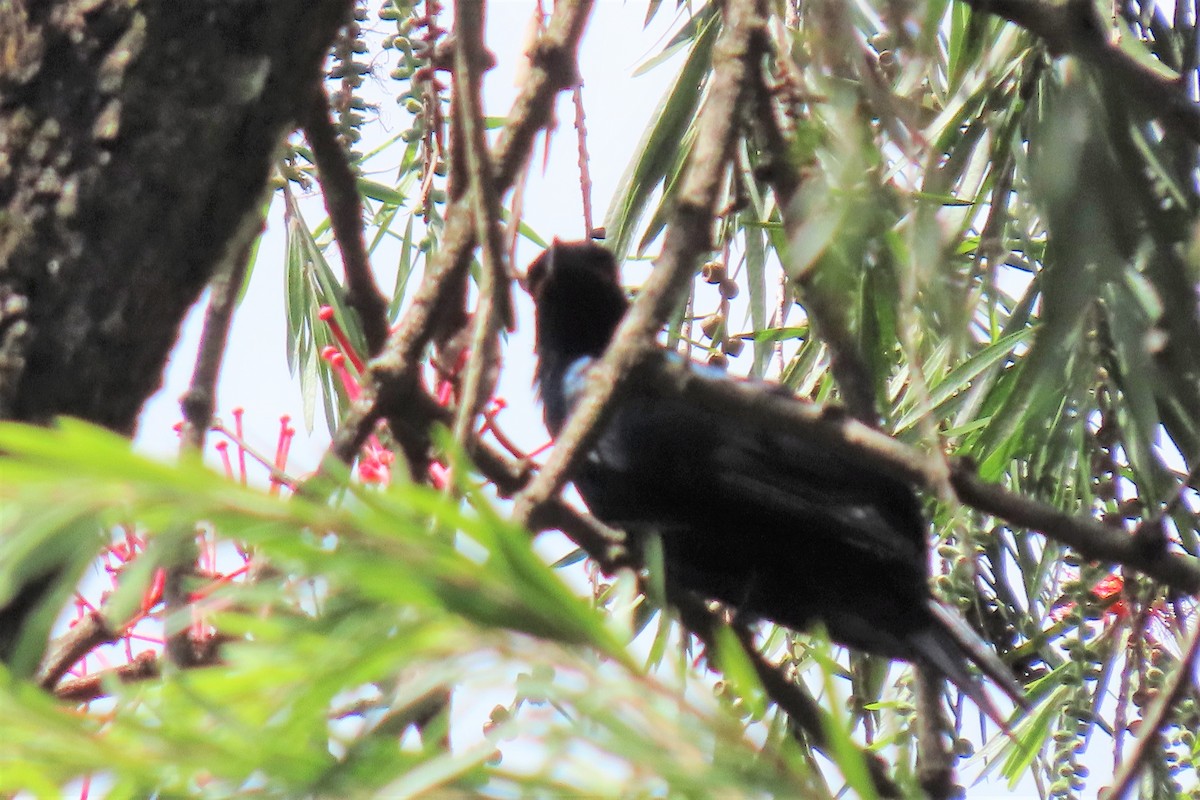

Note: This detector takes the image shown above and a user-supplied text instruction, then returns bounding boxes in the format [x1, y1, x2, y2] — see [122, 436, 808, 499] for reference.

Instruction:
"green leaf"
[605, 7, 719, 258]
[807, 633, 881, 800]
[357, 177, 406, 206]
[712, 625, 767, 720]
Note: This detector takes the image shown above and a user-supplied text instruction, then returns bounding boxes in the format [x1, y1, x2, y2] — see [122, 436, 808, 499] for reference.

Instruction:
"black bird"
[526, 240, 1023, 721]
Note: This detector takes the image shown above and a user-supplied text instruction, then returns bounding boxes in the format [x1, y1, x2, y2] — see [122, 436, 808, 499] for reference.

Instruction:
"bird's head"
[524, 240, 629, 364]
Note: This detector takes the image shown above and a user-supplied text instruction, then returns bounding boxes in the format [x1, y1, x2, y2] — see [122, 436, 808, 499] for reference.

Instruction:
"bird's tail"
[908, 601, 1028, 733]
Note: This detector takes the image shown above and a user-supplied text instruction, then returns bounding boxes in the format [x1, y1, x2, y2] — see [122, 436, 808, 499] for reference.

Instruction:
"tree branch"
[572, 86, 596, 238]
[35, 613, 117, 691]
[170, 226, 259, 666]
[450, 0, 510, 446]
[914, 666, 959, 800]
[642, 351, 1200, 593]
[302, 0, 595, 495]
[178, 232, 259, 452]
[512, 0, 770, 525]
[949, 465, 1200, 593]
[746, 47, 879, 424]
[1102, 616, 1200, 799]
[304, 86, 391, 356]
[53, 639, 223, 704]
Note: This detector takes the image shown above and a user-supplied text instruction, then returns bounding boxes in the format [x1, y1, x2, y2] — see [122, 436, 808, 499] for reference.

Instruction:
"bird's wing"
[710, 431, 927, 564]
[560, 358, 926, 565]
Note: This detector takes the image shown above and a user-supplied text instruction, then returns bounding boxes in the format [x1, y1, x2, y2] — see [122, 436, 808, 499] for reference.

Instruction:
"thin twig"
[416, 1, 448, 218]
[1140, 453, 1200, 533]
[179, 237, 257, 452]
[169, 240, 258, 666]
[1102, 617, 1200, 799]
[914, 666, 959, 800]
[572, 84, 595, 238]
[1113, 593, 1154, 768]
[209, 420, 300, 489]
[304, 86, 391, 355]
[450, 0, 510, 447]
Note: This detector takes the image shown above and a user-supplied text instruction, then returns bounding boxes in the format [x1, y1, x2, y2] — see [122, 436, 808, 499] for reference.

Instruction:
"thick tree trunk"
[0, 0, 352, 433]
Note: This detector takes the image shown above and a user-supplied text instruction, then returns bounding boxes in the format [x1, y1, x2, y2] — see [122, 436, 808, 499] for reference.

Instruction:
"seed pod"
[869, 32, 895, 50]
[700, 313, 724, 339]
[702, 261, 726, 284]
[1053, 729, 1076, 744]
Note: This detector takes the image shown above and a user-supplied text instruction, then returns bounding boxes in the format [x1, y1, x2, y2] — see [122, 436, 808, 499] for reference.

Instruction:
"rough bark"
[0, 0, 353, 433]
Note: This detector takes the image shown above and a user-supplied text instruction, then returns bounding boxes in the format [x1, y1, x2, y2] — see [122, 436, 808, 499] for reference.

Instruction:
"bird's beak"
[520, 238, 561, 294]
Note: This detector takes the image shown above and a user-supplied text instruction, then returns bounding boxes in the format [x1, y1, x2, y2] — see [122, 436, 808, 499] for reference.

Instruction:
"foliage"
[2, 0, 1199, 797]
[1, 421, 827, 798]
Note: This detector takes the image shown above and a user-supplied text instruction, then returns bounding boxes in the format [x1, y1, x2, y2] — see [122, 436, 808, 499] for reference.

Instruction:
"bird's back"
[570, 368, 934, 658]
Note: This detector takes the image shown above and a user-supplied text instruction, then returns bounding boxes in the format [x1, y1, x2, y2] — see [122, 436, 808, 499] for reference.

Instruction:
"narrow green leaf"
[606, 9, 719, 258]
[357, 177, 406, 206]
